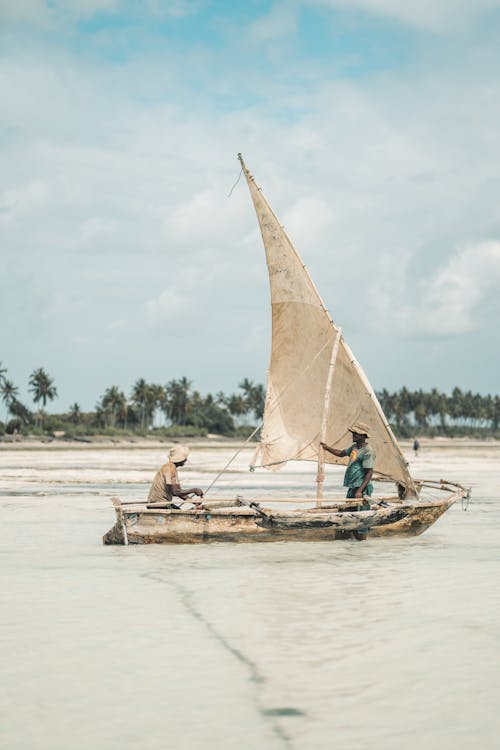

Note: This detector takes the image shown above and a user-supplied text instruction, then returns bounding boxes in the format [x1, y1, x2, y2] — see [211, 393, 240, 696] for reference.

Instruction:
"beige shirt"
[147, 461, 179, 504]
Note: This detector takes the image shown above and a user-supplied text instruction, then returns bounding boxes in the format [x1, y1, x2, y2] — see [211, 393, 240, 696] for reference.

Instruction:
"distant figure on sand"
[413, 438, 420, 457]
[320, 421, 376, 510]
[148, 445, 204, 508]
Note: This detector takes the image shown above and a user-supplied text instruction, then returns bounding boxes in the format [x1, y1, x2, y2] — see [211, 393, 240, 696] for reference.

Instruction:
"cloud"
[0, 180, 50, 226]
[312, 0, 500, 32]
[145, 0, 197, 18]
[0, 0, 50, 24]
[367, 242, 500, 338]
[0, 0, 119, 25]
[2, 2, 500, 407]
[0, 0, 195, 26]
[248, 2, 299, 43]
[167, 189, 247, 246]
[146, 287, 192, 324]
[282, 196, 335, 257]
[417, 241, 500, 334]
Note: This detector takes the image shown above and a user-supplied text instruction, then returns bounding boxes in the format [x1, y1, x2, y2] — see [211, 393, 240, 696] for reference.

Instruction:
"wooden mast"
[316, 327, 342, 505]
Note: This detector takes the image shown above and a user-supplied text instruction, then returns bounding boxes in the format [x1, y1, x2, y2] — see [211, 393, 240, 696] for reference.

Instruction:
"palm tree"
[149, 384, 166, 429]
[391, 391, 406, 432]
[131, 379, 150, 430]
[249, 383, 265, 420]
[164, 377, 192, 425]
[414, 390, 429, 430]
[69, 403, 82, 425]
[376, 388, 391, 419]
[238, 378, 265, 421]
[130, 380, 164, 430]
[121, 400, 128, 429]
[29, 367, 58, 407]
[215, 391, 227, 406]
[100, 386, 126, 429]
[8, 398, 33, 427]
[28, 368, 57, 428]
[1, 378, 18, 406]
[1, 378, 19, 423]
[227, 393, 247, 418]
[491, 396, 500, 433]
[0, 361, 7, 386]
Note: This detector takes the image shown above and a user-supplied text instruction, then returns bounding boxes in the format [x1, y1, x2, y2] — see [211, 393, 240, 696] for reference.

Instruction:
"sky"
[1, 0, 500, 412]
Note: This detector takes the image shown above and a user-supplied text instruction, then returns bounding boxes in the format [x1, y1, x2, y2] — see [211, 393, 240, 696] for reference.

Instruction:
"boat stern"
[103, 497, 128, 545]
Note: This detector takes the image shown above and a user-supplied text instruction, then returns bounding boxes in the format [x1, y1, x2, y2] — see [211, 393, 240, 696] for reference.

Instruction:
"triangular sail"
[239, 154, 413, 490]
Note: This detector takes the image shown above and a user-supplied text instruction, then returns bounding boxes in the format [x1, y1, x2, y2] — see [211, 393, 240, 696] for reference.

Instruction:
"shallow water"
[1, 444, 499, 750]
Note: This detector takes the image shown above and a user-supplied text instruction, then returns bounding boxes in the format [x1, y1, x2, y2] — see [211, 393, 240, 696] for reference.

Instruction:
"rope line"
[204, 422, 261, 496]
[227, 167, 243, 198]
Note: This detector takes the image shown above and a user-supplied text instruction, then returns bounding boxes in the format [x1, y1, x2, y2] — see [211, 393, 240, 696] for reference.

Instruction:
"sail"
[239, 154, 413, 489]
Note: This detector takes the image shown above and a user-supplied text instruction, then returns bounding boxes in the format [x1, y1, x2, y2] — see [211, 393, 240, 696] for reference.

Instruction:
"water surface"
[1, 444, 499, 749]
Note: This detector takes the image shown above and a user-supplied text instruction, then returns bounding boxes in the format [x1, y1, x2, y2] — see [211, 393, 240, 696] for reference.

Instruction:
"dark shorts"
[346, 483, 373, 498]
[346, 485, 372, 510]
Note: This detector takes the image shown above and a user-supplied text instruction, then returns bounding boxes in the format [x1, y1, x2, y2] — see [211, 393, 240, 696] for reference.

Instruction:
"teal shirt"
[343, 443, 376, 490]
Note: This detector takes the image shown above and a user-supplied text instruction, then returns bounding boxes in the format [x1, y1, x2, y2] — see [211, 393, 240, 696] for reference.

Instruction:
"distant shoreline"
[0, 435, 498, 451]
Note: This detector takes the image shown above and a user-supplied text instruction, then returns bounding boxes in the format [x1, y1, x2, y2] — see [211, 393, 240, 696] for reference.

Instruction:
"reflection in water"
[0, 445, 499, 750]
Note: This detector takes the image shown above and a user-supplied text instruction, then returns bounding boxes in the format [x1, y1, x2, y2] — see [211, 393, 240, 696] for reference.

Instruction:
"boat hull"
[103, 494, 460, 545]
[370, 495, 455, 537]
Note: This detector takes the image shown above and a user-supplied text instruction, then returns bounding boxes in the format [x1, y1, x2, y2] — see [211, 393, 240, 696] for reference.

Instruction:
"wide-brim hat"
[349, 421, 371, 438]
[169, 444, 189, 463]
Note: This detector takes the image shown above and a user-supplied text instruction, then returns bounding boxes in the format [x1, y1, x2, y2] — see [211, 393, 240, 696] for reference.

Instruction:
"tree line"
[0, 362, 498, 438]
[0, 363, 265, 437]
[377, 386, 500, 436]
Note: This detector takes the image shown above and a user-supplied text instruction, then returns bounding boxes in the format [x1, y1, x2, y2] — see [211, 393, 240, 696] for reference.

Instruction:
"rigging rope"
[203, 422, 262, 496]
[227, 167, 243, 198]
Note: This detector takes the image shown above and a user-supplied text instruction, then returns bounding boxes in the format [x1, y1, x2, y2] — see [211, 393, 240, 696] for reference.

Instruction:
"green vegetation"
[377, 387, 500, 438]
[0, 363, 265, 438]
[0, 360, 498, 439]
[28, 367, 58, 429]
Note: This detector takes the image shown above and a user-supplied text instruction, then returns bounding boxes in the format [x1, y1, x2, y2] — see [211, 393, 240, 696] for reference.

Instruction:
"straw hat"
[169, 444, 189, 463]
[349, 421, 371, 437]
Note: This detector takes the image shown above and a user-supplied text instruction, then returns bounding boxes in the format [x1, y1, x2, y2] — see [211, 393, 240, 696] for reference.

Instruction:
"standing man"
[320, 421, 375, 509]
[147, 444, 204, 507]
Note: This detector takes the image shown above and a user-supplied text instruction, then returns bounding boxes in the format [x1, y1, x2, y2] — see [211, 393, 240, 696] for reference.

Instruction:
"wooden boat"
[103, 490, 464, 545]
[104, 155, 469, 545]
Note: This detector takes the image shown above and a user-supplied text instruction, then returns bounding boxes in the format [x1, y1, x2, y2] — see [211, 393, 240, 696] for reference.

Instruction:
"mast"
[316, 327, 342, 504]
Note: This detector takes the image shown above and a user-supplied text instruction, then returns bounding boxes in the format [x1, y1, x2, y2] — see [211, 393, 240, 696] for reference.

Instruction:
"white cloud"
[367, 242, 500, 338]
[144, 0, 196, 18]
[312, 0, 500, 31]
[146, 287, 191, 323]
[167, 189, 247, 246]
[282, 196, 334, 256]
[248, 2, 299, 43]
[0, 0, 119, 24]
[0, 0, 197, 25]
[146, 267, 215, 325]
[61, 0, 119, 14]
[2, 5, 500, 405]
[0, 180, 50, 226]
[0, 0, 49, 24]
[417, 241, 500, 334]
[79, 216, 118, 243]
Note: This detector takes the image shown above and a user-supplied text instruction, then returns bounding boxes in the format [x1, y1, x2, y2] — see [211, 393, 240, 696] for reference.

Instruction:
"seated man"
[147, 444, 204, 508]
[320, 421, 375, 510]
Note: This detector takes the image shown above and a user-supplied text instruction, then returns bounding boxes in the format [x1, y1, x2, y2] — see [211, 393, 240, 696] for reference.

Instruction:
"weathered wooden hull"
[370, 495, 456, 537]
[103, 493, 460, 545]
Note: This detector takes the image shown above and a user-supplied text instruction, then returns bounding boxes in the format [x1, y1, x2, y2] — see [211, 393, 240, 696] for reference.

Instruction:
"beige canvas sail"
[239, 155, 413, 490]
